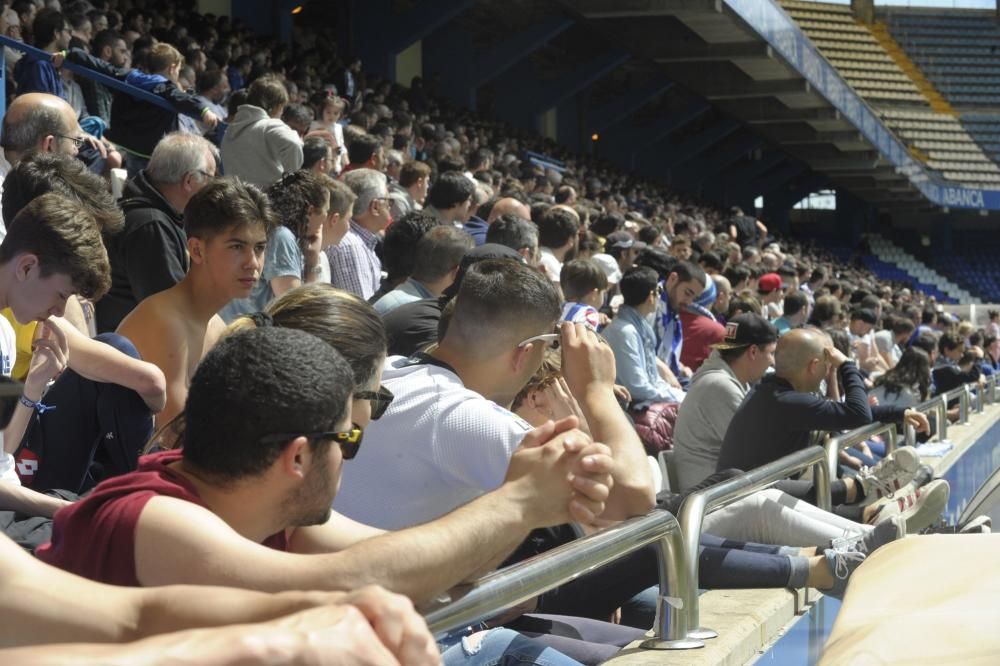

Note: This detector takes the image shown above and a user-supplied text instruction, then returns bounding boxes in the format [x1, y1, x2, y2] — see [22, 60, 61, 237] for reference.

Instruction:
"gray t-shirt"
[219, 226, 303, 323]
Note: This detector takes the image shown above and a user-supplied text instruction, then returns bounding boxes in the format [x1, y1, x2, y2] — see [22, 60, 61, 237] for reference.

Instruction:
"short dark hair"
[93, 29, 124, 56]
[938, 331, 963, 354]
[447, 259, 560, 351]
[246, 76, 288, 112]
[783, 290, 809, 317]
[2, 152, 124, 234]
[912, 331, 937, 356]
[560, 259, 608, 301]
[302, 137, 331, 170]
[699, 251, 723, 272]
[427, 172, 476, 210]
[536, 207, 579, 249]
[281, 103, 313, 129]
[32, 8, 67, 48]
[183, 327, 354, 482]
[671, 260, 707, 288]
[346, 133, 381, 166]
[196, 67, 226, 94]
[620, 266, 659, 307]
[380, 211, 440, 281]
[412, 226, 474, 283]
[0, 193, 111, 301]
[486, 214, 537, 252]
[184, 177, 275, 240]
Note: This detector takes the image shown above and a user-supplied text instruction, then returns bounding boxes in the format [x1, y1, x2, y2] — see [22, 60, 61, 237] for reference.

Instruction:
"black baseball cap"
[712, 313, 778, 350]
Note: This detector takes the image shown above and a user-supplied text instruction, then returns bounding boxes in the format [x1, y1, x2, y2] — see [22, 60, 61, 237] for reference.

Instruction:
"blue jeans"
[440, 628, 581, 666]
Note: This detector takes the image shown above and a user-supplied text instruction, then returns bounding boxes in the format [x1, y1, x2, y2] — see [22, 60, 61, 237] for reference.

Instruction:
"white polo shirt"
[333, 355, 532, 529]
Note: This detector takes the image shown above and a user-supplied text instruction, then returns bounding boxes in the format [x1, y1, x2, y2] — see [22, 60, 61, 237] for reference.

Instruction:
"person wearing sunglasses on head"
[38, 292, 616, 664]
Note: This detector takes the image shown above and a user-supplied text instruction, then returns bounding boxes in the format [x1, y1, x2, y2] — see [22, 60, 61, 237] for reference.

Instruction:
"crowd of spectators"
[0, 0, 991, 663]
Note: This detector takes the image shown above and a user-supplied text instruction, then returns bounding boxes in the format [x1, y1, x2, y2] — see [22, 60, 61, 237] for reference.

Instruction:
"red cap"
[758, 273, 783, 293]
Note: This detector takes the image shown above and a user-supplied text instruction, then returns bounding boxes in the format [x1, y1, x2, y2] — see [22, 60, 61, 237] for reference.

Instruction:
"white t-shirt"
[538, 247, 562, 283]
[333, 356, 532, 529]
[0, 316, 18, 484]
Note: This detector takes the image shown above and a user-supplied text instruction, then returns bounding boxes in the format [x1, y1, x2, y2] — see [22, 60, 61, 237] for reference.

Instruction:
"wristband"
[19, 395, 56, 414]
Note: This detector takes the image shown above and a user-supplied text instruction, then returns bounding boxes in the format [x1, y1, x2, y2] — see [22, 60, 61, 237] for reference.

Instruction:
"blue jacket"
[603, 305, 684, 408]
[14, 52, 63, 97]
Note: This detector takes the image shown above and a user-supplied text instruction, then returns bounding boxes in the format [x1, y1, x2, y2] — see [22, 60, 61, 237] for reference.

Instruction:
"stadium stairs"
[780, 1, 1000, 188]
[861, 234, 972, 304]
[884, 9, 1000, 170]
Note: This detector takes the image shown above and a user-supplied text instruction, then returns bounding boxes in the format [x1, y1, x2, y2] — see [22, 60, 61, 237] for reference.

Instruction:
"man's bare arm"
[136, 424, 614, 604]
[560, 322, 656, 520]
[51, 316, 167, 412]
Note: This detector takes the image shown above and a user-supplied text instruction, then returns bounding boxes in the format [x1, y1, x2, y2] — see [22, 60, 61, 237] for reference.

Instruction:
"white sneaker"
[872, 479, 950, 534]
[856, 447, 921, 506]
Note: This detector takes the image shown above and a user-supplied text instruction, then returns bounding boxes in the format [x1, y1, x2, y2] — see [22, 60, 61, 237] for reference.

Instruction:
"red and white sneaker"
[871, 479, 950, 534]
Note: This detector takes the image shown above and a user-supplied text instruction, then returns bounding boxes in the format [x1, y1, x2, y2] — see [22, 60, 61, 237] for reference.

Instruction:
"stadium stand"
[781, 0, 1000, 188]
[883, 8, 1000, 171]
[0, 1, 996, 664]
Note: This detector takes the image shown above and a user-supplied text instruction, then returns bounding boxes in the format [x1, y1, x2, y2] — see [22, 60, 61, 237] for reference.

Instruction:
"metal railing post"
[424, 510, 703, 649]
[905, 422, 916, 448]
[937, 395, 948, 442]
[642, 524, 705, 650]
[678, 446, 830, 639]
[885, 425, 898, 456]
[958, 386, 970, 425]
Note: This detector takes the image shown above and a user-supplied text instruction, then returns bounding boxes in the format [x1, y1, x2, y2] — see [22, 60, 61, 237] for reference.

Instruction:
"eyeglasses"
[517, 332, 560, 350]
[354, 385, 394, 420]
[260, 424, 364, 460]
[55, 134, 87, 148]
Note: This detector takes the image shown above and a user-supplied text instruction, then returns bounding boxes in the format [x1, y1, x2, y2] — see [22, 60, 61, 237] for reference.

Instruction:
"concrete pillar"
[852, 0, 875, 24]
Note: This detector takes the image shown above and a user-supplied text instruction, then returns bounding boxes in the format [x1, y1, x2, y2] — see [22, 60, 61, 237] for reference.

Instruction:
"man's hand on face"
[559, 322, 616, 396]
[825, 344, 849, 370]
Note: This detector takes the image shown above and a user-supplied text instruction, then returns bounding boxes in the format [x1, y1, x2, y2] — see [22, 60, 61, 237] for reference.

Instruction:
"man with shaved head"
[718, 328, 929, 472]
[487, 196, 532, 224]
[716, 328, 948, 531]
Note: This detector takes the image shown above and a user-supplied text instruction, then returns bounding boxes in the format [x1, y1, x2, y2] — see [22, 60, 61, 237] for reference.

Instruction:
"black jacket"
[717, 362, 907, 472]
[95, 170, 187, 333]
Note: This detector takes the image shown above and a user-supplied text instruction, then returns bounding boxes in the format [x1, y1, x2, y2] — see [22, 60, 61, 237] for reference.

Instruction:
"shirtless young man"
[117, 177, 273, 429]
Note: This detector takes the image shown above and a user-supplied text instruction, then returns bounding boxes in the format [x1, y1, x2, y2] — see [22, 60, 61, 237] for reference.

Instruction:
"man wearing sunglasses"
[38, 327, 615, 633]
[335, 258, 655, 530]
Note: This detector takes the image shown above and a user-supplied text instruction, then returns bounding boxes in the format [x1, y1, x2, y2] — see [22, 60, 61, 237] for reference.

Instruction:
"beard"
[282, 444, 337, 527]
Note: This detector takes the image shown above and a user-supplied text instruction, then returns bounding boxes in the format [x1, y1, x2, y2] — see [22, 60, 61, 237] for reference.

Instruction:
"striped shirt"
[326, 220, 381, 300]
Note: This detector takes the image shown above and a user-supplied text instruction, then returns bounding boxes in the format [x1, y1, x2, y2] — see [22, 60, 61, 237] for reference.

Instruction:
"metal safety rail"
[425, 509, 705, 650]
[0, 35, 221, 129]
[675, 446, 832, 640]
[901, 379, 990, 447]
[824, 421, 898, 483]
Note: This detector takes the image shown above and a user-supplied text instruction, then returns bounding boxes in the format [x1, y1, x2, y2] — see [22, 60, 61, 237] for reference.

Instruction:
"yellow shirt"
[2, 309, 36, 382]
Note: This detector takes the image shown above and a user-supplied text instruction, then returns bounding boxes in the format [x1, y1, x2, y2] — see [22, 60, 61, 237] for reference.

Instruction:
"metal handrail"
[901, 378, 988, 446]
[0, 35, 220, 128]
[424, 509, 705, 650]
[676, 446, 832, 640]
[824, 421, 898, 482]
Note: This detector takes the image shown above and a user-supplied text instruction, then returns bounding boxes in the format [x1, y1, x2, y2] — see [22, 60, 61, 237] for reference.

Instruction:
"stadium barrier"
[675, 445, 832, 640]
[424, 509, 705, 650]
[0, 35, 224, 130]
[825, 422, 899, 486]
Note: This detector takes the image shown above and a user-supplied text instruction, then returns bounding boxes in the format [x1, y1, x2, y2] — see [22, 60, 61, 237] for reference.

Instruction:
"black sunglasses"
[354, 385, 394, 420]
[260, 424, 364, 460]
